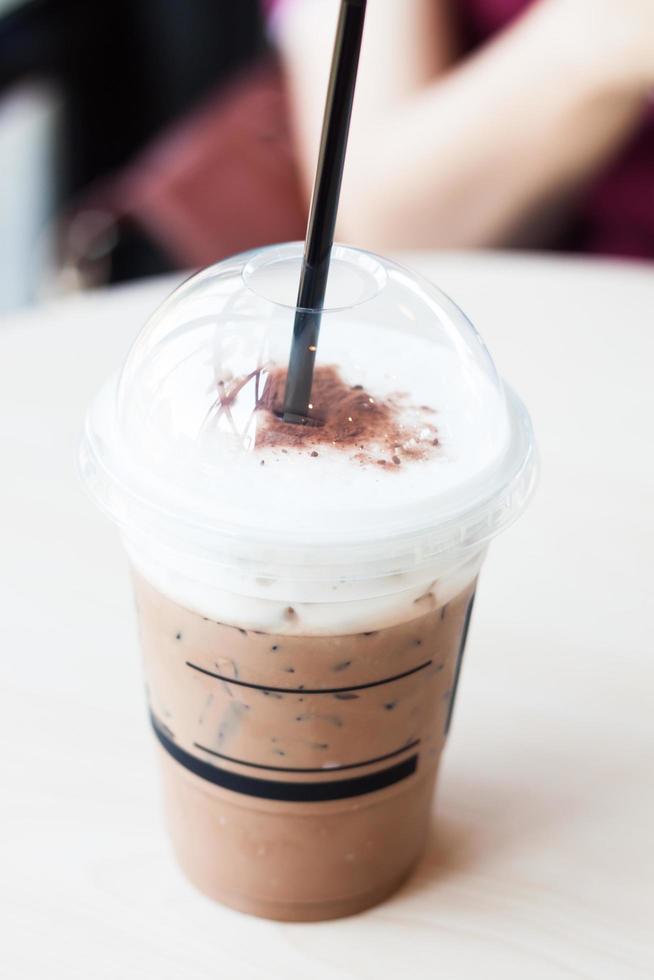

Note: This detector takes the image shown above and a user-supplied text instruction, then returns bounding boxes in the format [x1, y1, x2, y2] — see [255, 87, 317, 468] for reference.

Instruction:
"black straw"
[282, 0, 367, 423]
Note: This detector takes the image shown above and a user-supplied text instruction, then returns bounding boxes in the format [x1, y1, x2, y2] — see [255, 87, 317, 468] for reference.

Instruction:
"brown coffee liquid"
[134, 573, 476, 920]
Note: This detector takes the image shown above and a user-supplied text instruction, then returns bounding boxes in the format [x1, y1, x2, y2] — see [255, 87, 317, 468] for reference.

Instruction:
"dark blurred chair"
[59, 56, 306, 290]
[1, 0, 303, 286]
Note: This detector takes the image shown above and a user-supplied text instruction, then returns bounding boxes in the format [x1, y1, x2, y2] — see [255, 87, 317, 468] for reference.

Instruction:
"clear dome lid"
[80, 243, 536, 577]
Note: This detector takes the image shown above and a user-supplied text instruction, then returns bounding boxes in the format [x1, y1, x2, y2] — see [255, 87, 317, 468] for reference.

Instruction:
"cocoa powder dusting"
[253, 365, 439, 466]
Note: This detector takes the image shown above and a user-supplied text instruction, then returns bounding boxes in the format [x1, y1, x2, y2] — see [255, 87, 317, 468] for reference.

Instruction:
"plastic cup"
[79, 243, 536, 920]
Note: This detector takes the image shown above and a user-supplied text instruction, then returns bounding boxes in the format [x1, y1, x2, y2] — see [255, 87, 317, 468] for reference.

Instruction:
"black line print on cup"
[151, 713, 418, 803]
[192, 737, 421, 774]
[184, 659, 433, 695]
[444, 592, 476, 735]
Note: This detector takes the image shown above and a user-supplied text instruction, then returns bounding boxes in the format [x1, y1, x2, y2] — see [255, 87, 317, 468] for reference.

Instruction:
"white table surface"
[1, 252, 653, 980]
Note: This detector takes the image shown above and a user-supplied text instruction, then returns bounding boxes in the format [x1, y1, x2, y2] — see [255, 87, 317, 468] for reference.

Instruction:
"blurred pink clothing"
[267, 0, 654, 259]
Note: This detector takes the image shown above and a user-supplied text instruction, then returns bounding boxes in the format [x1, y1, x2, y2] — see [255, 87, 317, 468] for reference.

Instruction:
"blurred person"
[271, 0, 654, 258]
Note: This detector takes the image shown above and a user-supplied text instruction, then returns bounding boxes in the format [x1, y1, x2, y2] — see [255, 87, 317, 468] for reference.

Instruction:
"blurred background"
[2, 0, 653, 314]
[0, 0, 292, 313]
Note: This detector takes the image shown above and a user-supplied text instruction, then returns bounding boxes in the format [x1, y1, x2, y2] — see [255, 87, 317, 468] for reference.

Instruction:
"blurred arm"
[278, 0, 647, 248]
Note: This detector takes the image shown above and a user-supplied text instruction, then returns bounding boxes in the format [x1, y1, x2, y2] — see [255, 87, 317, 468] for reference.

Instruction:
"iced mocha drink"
[80, 244, 535, 920]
